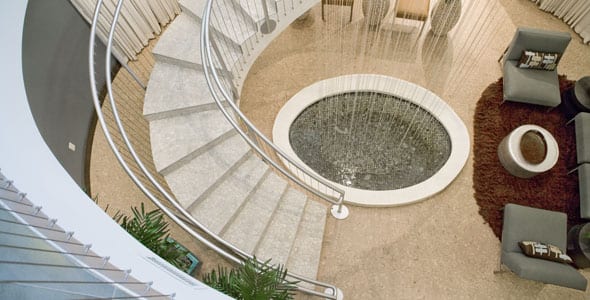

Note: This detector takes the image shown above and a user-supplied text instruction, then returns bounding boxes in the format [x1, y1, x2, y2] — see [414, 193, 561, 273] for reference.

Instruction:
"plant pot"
[430, 0, 462, 36]
[362, 0, 390, 27]
[567, 223, 590, 268]
[166, 237, 201, 275]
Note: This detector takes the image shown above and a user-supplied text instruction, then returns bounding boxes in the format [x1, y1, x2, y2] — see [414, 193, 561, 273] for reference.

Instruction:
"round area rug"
[473, 76, 582, 239]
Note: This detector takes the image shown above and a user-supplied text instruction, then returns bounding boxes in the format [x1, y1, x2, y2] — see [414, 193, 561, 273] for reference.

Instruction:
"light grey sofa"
[575, 112, 590, 164]
[578, 164, 590, 219]
[501, 203, 587, 291]
[501, 27, 571, 108]
[571, 113, 590, 218]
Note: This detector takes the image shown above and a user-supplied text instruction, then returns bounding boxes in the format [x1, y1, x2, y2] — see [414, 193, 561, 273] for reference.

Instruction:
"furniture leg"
[498, 46, 508, 63]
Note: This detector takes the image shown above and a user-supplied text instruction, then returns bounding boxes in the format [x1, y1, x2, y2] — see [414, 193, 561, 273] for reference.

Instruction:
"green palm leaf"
[202, 257, 298, 300]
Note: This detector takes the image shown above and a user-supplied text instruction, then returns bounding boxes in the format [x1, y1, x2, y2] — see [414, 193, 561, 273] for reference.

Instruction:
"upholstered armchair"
[500, 27, 571, 108]
[500, 204, 587, 290]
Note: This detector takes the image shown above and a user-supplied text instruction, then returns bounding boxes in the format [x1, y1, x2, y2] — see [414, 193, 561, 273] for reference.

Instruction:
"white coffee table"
[497, 124, 559, 178]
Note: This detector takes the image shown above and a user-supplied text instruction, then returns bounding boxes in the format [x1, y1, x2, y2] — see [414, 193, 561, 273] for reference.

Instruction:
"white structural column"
[71, 0, 181, 61]
[530, 0, 590, 44]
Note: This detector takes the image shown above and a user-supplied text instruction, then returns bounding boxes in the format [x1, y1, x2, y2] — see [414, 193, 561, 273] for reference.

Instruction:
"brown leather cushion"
[395, 0, 429, 20]
[518, 241, 573, 264]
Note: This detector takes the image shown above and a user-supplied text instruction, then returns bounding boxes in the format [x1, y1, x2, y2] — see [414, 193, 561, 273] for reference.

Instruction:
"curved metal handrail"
[201, 0, 349, 220]
[88, 0, 342, 299]
[89, 0, 243, 266]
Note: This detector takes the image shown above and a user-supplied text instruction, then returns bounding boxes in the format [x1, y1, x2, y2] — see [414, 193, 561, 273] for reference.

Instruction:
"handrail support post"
[330, 201, 349, 220]
[260, 0, 277, 34]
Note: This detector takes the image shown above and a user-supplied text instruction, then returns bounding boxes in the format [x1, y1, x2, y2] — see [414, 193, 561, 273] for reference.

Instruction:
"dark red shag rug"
[473, 76, 583, 239]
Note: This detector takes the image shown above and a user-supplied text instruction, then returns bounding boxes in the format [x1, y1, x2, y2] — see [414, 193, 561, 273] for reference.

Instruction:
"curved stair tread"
[220, 171, 288, 253]
[178, 0, 207, 22]
[152, 13, 204, 69]
[144, 62, 220, 120]
[149, 109, 234, 172]
[189, 152, 269, 234]
[286, 200, 327, 281]
[179, 0, 257, 48]
[254, 187, 308, 266]
[163, 133, 250, 208]
[152, 13, 240, 69]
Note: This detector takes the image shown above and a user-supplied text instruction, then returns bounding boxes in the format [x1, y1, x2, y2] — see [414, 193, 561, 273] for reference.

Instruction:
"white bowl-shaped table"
[497, 124, 559, 179]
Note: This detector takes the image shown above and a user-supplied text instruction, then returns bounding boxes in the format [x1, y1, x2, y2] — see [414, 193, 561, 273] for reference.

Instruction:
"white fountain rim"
[272, 74, 470, 207]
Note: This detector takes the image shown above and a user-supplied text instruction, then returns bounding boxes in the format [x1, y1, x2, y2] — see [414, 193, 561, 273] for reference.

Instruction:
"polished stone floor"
[238, 0, 590, 298]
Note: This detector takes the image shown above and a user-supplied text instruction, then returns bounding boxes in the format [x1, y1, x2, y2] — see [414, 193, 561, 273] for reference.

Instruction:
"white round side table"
[497, 124, 559, 178]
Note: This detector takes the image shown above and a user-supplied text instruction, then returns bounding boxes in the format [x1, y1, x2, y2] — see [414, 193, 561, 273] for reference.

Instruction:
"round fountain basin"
[273, 74, 470, 206]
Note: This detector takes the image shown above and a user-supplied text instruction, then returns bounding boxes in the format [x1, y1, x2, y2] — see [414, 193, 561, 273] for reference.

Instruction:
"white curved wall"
[0, 2, 229, 299]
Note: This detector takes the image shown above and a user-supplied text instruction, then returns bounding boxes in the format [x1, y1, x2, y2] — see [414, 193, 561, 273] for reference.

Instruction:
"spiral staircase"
[143, 0, 328, 282]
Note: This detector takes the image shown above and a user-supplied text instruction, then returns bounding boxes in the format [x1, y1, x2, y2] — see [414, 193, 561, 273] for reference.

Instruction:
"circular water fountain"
[289, 91, 452, 191]
[273, 74, 470, 206]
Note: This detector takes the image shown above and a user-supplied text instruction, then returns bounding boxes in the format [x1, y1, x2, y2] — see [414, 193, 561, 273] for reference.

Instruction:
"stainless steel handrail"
[201, 0, 349, 220]
[89, 0, 244, 269]
[88, 0, 342, 299]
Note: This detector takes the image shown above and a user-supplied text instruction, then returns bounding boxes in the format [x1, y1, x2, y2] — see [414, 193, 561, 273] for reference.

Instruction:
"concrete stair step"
[149, 109, 234, 172]
[254, 187, 307, 265]
[178, 0, 256, 53]
[286, 200, 327, 281]
[235, 0, 278, 25]
[152, 13, 203, 69]
[189, 152, 269, 234]
[163, 134, 250, 208]
[143, 62, 221, 121]
[178, 0, 208, 21]
[220, 171, 287, 253]
[152, 13, 240, 70]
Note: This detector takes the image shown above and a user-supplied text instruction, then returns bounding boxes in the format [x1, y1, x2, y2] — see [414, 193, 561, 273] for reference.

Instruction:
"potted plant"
[114, 203, 201, 275]
[202, 257, 298, 300]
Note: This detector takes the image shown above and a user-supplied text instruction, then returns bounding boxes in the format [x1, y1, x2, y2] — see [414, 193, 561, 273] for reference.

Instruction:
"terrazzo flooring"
[238, 0, 590, 298]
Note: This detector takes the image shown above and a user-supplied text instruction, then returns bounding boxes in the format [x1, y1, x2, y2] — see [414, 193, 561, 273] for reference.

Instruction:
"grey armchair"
[500, 27, 571, 108]
[500, 203, 587, 291]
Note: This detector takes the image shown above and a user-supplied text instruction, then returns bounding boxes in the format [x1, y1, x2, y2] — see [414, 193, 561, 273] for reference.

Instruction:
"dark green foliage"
[114, 203, 189, 269]
[202, 266, 241, 298]
[202, 257, 298, 300]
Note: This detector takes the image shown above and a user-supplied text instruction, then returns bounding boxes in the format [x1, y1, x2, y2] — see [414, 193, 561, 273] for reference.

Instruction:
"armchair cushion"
[502, 252, 587, 291]
[502, 204, 567, 252]
[503, 60, 561, 107]
[504, 28, 571, 62]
